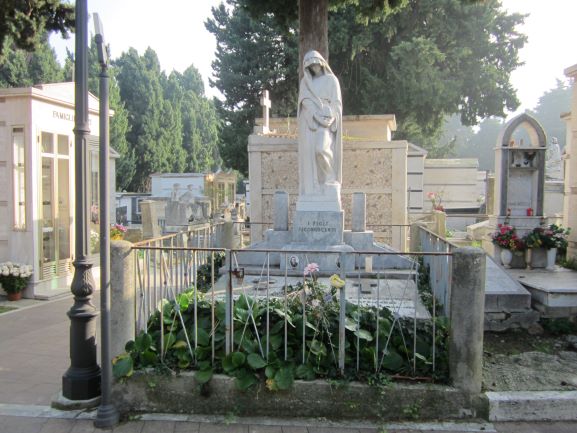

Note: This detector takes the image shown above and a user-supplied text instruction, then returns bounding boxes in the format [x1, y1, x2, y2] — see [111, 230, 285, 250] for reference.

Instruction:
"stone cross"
[259, 90, 271, 133]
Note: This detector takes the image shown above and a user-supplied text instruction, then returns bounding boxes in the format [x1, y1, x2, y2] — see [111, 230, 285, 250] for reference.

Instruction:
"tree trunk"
[298, 0, 329, 78]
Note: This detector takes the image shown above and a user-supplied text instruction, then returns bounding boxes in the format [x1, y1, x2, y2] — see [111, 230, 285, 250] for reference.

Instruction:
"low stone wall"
[112, 371, 488, 421]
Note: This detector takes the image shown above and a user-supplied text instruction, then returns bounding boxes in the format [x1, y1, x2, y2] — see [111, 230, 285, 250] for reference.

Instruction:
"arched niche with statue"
[494, 113, 547, 218]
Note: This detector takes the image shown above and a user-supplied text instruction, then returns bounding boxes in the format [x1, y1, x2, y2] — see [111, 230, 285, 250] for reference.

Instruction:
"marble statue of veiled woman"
[297, 50, 343, 207]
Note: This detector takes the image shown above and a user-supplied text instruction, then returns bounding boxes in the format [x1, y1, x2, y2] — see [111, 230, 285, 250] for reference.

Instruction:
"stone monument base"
[234, 191, 413, 273]
[280, 243, 355, 272]
[292, 210, 344, 245]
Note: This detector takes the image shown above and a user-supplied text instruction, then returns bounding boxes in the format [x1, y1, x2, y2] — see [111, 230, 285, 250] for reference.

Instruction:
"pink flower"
[304, 263, 319, 276]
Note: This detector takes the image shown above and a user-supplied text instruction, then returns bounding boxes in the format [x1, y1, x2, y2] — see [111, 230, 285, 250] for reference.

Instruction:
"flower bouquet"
[0, 262, 32, 300]
[110, 223, 127, 240]
[524, 224, 571, 250]
[491, 224, 525, 251]
[426, 191, 444, 211]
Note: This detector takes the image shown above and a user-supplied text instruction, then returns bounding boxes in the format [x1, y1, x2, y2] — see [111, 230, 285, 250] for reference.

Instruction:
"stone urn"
[546, 248, 557, 271]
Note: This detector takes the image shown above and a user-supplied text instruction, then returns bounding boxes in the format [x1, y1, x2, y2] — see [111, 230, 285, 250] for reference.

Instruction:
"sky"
[51, 0, 576, 116]
[51, 0, 222, 96]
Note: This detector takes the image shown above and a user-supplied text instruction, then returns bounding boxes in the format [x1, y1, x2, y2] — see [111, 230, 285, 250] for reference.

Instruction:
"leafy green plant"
[114, 267, 449, 389]
[196, 252, 225, 292]
[402, 402, 421, 420]
[541, 318, 577, 336]
[524, 224, 571, 250]
[561, 257, 577, 271]
[416, 257, 449, 381]
[112, 330, 159, 380]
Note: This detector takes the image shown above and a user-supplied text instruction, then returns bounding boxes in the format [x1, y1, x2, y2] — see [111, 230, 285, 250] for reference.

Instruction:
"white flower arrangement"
[0, 262, 33, 277]
[0, 262, 33, 294]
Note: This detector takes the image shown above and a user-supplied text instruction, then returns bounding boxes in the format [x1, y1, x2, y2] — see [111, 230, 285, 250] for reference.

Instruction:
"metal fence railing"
[132, 223, 219, 329]
[130, 241, 452, 380]
[414, 225, 457, 316]
[245, 222, 410, 253]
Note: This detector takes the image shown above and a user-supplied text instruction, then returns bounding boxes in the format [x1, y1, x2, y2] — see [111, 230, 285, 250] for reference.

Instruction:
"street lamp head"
[93, 13, 108, 66]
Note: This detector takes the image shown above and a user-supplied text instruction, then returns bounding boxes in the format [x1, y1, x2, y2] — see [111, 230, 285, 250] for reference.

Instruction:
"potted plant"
[491, 224, 525, 268]
[523, 229, 540, 269]
[0, 262, 32, 301]
[524, 224, 571, 270]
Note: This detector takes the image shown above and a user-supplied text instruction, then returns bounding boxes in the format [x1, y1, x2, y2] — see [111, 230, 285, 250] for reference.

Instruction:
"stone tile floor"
[1, 415, 577, 433]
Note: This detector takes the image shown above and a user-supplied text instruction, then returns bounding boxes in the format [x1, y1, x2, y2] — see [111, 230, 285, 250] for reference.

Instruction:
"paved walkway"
[1, 295, 577, 433]
[0, 413, 577, 433]
[0, 296, 72, 406]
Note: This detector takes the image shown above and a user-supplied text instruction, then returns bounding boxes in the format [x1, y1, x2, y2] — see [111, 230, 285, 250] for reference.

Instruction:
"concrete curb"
[112, 371, 488, 421]
[0, 404, 497, 431]
[487, 391, 577, 421]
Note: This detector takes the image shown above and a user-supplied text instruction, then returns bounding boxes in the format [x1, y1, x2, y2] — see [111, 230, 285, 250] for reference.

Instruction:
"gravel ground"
[483, 329, 577, 391]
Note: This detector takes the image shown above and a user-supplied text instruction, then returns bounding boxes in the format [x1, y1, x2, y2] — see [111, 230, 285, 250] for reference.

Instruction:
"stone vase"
[525, 248, 533, 270]
[512, 250, 526, 268]
[546, 248, 557, 271]
[500, 249, 513, 268]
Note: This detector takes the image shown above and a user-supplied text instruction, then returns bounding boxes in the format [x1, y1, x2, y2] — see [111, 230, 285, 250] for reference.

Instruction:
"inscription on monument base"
[292, 210, 344, 245]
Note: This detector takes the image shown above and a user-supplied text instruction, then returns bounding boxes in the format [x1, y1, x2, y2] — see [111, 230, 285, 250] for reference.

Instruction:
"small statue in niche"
[522, 151, 536, 167]
[511, 150, 536, 168]
[511, 150, 522, 167]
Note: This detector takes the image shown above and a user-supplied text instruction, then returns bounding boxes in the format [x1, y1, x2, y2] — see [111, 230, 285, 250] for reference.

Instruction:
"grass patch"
[484, 328, 561, 356]
[561, 256, 577, 271]
[0, 306, 17, 314]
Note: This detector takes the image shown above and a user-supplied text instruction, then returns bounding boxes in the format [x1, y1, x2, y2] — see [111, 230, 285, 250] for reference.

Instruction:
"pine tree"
[0, 35, 63, 87]
[0, 0, 74, 58]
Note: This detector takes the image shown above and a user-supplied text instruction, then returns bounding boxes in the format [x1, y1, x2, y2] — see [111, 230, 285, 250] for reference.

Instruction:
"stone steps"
[483, 257, 537, 331]
[505, 267, 577, 318]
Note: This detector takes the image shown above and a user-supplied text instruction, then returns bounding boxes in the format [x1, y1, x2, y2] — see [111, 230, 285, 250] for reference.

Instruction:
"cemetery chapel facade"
[0, 82, 115, 298]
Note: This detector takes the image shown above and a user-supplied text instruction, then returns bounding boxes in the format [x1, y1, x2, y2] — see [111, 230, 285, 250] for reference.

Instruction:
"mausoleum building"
[249, 114, 408, 251]
[564, 63, 577, 259]
[0, 82, 116, 298]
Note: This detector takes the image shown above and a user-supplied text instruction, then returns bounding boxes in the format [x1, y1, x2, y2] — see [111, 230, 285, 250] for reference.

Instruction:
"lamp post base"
[52, 391, 100, 411]
[95, 404, 120, 428]
[62, 365, 101, 401]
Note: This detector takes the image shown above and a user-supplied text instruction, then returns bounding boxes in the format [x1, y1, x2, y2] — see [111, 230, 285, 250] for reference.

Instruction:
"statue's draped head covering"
[303, 50, 334, 76]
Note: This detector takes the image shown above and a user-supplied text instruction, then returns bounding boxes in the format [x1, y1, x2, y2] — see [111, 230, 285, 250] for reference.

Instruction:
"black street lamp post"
[62, 0, 101, 401]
